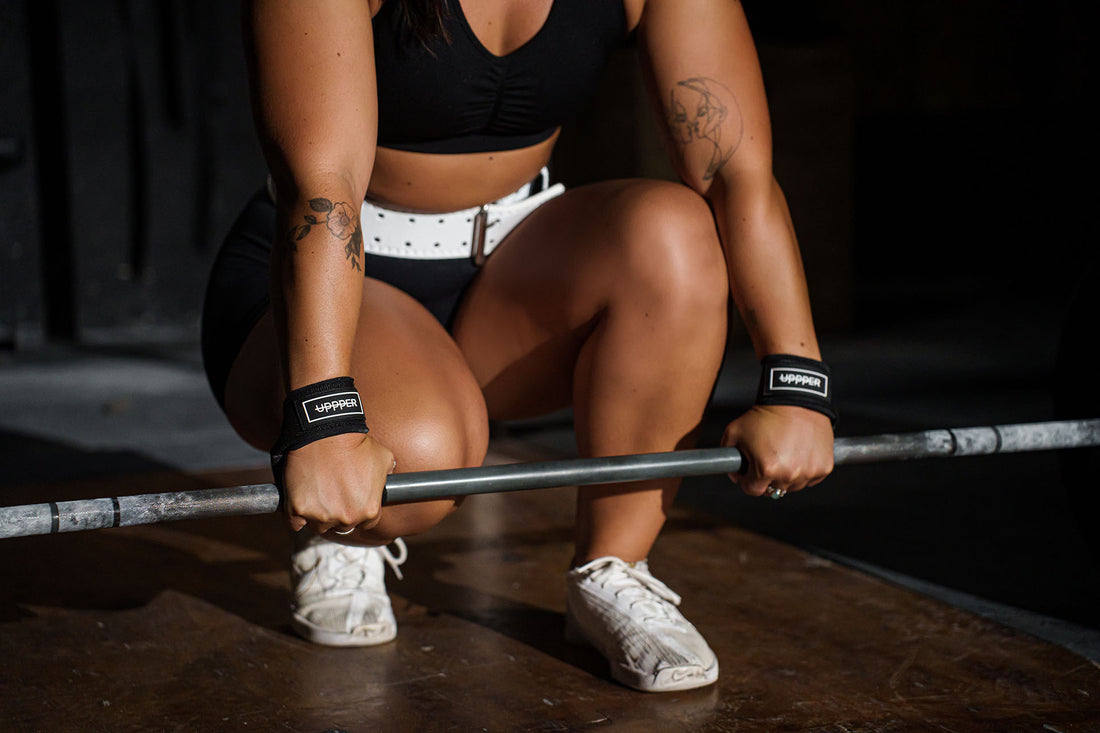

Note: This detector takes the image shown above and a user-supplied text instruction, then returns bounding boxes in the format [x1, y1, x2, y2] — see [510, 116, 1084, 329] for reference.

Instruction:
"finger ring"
[334, 526, 357, 536]
[766, 486, 787, 500]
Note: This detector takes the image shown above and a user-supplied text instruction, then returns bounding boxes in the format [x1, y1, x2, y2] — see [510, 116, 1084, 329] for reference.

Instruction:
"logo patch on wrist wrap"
[767, 367, 829, 399]
[301, 391, 364, 423]
[756, 354, 837, 425]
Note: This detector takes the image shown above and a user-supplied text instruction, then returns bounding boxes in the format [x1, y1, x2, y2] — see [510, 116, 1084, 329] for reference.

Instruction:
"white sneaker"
[566, 556, 719, 692]
[289, 534, 408, 647]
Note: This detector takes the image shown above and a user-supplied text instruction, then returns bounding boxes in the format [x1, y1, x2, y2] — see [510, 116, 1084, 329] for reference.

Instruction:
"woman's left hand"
[721, 405, 834, 497]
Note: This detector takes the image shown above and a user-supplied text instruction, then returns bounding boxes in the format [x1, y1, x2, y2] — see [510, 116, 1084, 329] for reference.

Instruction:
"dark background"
[1, 2, 1097, 634]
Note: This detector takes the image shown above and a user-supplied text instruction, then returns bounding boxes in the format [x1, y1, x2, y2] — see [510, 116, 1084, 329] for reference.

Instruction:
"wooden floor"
[2, 447, 1099, 732]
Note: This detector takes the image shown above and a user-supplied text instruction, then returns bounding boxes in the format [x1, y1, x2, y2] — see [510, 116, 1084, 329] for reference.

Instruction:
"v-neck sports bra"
[372, 0, 627, 154]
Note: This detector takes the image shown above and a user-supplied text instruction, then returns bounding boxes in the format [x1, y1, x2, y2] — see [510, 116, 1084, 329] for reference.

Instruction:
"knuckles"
[286, 485, 384, 528]
[734, 447, 833, 496]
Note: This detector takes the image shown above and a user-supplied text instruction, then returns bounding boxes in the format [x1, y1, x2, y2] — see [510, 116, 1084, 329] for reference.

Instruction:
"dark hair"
[398, 0, 451, 47]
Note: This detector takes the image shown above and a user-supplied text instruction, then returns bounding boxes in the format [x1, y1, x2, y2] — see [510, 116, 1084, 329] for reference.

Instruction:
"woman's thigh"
[224, 277, 489, 474]
[453, 178, 728, 423]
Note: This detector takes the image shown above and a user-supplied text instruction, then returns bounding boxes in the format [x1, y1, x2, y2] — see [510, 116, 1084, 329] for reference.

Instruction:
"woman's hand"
[721, 405, 834, 497]
[282, 431, 396, 536]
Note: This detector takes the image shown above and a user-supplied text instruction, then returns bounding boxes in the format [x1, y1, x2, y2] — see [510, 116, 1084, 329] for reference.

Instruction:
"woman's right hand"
[281, 431, 396, 536]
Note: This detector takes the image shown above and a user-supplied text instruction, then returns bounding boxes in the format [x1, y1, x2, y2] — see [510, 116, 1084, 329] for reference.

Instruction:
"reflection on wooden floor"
[2, 445, 1099, 732]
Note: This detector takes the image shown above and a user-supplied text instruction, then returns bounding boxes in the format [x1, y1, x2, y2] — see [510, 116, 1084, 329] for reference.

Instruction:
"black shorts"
[200, 189, 481, 410]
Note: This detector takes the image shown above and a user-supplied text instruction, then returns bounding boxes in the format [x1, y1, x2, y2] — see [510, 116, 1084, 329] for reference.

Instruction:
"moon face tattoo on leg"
[668, 77, 744, 180]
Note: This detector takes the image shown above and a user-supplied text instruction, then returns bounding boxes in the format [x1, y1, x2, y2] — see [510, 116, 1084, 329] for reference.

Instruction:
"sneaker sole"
[290, 615, 397, 647]
[623, 657, 719, 693]
[565, 609, 719, 693]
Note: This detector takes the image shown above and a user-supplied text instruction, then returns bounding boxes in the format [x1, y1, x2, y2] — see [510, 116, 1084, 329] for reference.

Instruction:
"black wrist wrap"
[269, 377, 369, 493]
[756, 354, 838, 425]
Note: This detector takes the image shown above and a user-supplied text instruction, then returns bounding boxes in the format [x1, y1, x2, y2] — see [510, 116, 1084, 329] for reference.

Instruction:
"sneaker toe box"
[292, 593, 397, 647]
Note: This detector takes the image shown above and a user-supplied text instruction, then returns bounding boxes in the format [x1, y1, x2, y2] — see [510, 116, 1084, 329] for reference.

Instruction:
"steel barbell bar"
[1, 418, 1097, 539]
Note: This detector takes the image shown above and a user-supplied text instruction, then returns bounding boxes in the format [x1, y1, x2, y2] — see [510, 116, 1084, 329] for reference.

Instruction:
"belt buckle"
[471, 206, 489, 266]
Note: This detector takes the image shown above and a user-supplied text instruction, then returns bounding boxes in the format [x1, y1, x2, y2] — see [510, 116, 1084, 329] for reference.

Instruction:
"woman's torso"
[367, 0, 642, 211]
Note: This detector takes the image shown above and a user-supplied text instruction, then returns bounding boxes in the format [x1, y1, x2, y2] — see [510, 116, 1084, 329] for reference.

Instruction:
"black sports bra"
[373, 0, 627, 154]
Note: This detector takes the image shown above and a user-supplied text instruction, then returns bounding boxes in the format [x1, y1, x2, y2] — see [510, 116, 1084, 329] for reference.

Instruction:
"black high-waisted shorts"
[200, 189, 481, 410]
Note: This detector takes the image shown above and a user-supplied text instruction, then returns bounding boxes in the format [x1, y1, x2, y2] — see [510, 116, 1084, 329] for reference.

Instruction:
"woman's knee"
[369, 399, 487, 540]
[384, 392, 490, 474]
[612, 181, 729, 317]
[351, 350, 489, 542]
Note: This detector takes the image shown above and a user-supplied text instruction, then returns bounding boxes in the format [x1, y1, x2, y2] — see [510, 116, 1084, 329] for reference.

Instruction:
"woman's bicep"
[637, 0, 773, 194]
[244, 0, 378, 200]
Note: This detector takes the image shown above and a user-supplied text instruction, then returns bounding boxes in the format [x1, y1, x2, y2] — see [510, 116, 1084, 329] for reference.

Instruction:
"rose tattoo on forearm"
[667, 77, 744, 180]
[288, 198, 363, 271]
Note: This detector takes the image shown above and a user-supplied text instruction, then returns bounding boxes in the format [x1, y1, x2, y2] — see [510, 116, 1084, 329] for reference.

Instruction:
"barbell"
[1, 418, 1097, 539]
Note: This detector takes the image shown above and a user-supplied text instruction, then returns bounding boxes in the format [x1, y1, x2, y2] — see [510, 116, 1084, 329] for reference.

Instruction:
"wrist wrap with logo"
[270, 377, 370, 494]
[756, 354, 837, 425]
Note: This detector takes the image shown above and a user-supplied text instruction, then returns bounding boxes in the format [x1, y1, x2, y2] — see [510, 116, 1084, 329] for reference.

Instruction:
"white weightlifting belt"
[360, 177, 565, 264]
[266, 168, 565, 265]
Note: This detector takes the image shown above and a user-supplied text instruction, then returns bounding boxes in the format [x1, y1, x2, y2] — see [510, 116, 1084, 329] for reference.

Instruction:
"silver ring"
[334, 527, 357, 536]
[766, 486, 787, 500]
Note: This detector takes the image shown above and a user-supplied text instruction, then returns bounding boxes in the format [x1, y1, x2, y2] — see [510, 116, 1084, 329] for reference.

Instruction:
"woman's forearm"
[271, 177, 367, 392]
[709, 172, 822, 361]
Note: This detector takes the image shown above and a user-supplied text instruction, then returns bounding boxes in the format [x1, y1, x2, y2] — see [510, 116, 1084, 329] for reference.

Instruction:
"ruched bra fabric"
[373, 0, 627, 153]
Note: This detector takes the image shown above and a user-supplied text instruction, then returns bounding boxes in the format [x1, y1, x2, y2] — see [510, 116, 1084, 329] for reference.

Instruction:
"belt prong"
[471, 207, 488, 266]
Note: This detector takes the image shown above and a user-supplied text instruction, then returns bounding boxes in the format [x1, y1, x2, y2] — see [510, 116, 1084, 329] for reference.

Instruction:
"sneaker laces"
[298, 537, 408, 595]
[587, 559, 682, 625]
[378, 537, 407, 580]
